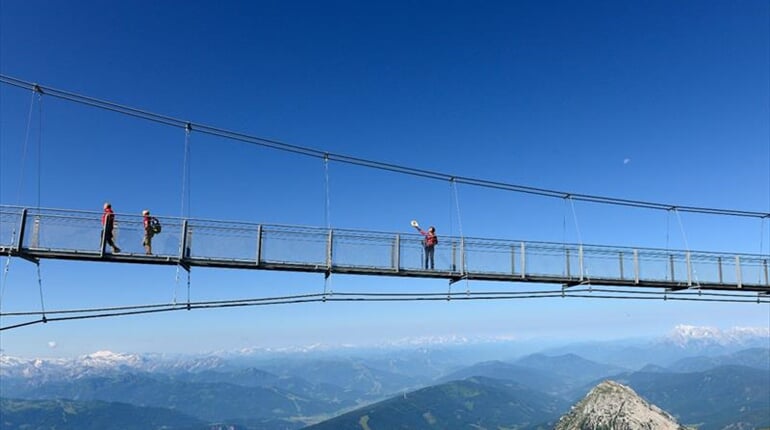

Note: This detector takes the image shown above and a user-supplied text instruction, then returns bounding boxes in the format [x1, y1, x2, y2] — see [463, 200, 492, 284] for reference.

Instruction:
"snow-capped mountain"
[80, 350, 147, 369]
[220, 334, 517, 356]
[0, 351, 143, 380]
[0, 350, 229, 380]
[662, 324, 770, 350]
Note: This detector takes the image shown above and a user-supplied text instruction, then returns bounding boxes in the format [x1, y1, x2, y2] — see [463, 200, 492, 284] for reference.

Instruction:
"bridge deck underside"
[1, 247, 765, 293]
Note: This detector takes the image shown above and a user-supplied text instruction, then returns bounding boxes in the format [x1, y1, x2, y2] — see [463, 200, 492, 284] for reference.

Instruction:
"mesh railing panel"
[186, 223, 259, 262]
[583, 250, 624, 281]
[399, 238, 428, 271]
[0, 208, 23, 248]
[739, 257, 768, 287]
[463, 240, 517, 275]
[260, 227, 327, 266]
[332, 231, 397, 270]
[523, 243, 567, 277]
[23, 212, 103, 252]
[636, 252, 671, 282]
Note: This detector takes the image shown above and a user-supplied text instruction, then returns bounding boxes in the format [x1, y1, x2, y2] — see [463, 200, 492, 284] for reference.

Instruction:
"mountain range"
[1, 325, 768, 429]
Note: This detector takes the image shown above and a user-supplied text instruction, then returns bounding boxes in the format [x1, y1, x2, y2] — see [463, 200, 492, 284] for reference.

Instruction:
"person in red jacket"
[414, 224, 438, 269]
[101, 202, 121, 253]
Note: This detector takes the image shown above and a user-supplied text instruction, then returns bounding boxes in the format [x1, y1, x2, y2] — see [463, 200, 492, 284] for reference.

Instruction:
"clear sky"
[1, 0, 768, 358]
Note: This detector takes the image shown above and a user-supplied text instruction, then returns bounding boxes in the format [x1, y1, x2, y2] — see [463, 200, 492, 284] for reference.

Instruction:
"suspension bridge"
[1, 75, 769, 332]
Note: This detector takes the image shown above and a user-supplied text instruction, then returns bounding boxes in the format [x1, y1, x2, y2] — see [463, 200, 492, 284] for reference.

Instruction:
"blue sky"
[1, 0, 768, 358]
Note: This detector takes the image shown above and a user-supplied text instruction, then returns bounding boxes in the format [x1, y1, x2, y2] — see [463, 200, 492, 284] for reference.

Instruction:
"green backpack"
[150, 217, 162, 234]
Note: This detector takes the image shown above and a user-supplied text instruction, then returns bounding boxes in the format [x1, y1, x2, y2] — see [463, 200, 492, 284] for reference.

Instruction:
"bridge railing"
[1, 206, 768, 288]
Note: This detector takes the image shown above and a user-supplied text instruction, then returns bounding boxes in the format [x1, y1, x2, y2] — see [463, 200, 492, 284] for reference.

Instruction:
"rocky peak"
[555, 380, 689, 430]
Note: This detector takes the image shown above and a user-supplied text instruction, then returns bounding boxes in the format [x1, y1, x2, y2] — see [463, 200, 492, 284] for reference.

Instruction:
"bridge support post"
[510, 245, 516, 276]
[619, 251, 624, 280]
[15, 208, 28, 253]
[178, 220, 190, 271]
[633, 249, 639, 284]
[735, 256, 742, 288]
[565, 248, 571, 279]
[686, 251, 692, 287]
[520, 242, 526, 279]
[326, 230, 333, 274]
[11, 208, 38, 264]
[578, 245, 584, 281]
[669, 254, 675, 281]
[31, 216, 40, 249]
[393, 234, 400, 272]
[186, 226, 192, 259]
[763, 259, 768, 287]
[460, 237, 465, 276]
[256, 225, 263, 267]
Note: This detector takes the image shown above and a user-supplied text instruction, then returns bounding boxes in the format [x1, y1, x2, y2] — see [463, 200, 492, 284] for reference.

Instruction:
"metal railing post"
[520, 242, 526, 279]
[15, 208, 28, 253]
[452, 240, 457, 272]
[394, 234, 400, 272]
[735, 255, 742, 288]
[179, 220, 189, 261]
[686, 251, 692, 287]
[511, 245, 516, 276]
[186, 225, 193, 259]
[579, 245, 584, 280]
[31, 216, 40, 248]
[460, 237, 465, 274]
[326, 230, 333, 272]
[619, 251, 624, 280]
[764, 259, 768, 287]
[565, 248, 571, 278]
[256, 225, 263, 266]
[669, 254, 675, 281]
[633, 249, 639, 284]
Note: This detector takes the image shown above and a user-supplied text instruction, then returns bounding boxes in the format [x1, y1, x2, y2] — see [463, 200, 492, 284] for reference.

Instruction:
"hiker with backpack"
[142, 209, 161, 255]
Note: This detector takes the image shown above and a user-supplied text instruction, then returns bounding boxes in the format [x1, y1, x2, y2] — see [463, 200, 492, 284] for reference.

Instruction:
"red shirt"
[419, 229, 438, 247]
[101, 207, 114, 225]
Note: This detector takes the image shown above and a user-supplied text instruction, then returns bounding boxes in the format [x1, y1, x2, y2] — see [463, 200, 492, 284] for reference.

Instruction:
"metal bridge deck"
[1, 205, 768, 294]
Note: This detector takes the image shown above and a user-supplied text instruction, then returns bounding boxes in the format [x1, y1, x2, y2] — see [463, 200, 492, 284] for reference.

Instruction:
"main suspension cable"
[1, 75, 767, 220]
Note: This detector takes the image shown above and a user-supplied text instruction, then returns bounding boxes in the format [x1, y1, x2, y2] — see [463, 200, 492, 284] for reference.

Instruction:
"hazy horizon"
[2, 323, 767, 360]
